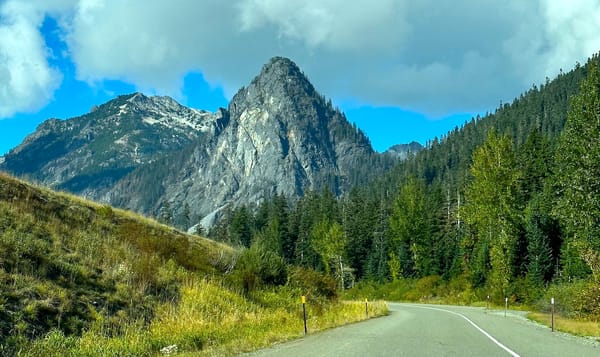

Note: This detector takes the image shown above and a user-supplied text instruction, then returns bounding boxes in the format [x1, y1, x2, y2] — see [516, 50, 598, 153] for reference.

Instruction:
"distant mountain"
[1, 92, 221, 198]
[1, 57, 391, 229]
[385, 141, 423, 160]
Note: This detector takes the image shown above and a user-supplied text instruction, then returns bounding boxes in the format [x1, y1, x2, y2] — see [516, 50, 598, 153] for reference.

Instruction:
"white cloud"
[3, 0, 600, 118]
[0, 0, 62, 118]
[541, 0, 600, 74]
[62, 0, 271, 99]
[237, 0, 410, 52]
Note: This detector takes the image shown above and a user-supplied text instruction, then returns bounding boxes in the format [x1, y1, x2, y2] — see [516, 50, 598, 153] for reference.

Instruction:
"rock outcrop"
[1, 57, 390, 229]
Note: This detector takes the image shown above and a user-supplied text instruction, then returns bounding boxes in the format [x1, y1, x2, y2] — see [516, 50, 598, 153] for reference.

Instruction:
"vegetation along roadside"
[0, 172, 386, 356]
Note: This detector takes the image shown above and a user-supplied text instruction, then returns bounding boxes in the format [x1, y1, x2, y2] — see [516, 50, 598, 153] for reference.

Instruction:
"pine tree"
[389, 176, 431, 277]
[343, 188, 376, 279]
[158, 201, 173, 225]
[366, 194, 390, 281]
[554, 60, 600, 281]
[462, 131, 520, 294]
[525, 196, 553, 285]
[230, 206, 253, 247]
[182, 202, 191, 229]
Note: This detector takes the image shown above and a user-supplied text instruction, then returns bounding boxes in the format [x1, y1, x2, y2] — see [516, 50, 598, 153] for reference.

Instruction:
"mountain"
[105, 57, 385, 228]
[1, 92, 221, 198]
[385, 141, 423, 159]
[1, 57, 389, 229]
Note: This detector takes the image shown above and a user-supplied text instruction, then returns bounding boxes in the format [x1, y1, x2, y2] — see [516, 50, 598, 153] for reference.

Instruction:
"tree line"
[206, 54, 600, 306]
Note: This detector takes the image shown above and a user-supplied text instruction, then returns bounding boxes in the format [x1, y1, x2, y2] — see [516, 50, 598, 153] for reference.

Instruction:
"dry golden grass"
[527, 311, 600, 339]
[22, 278, 388, 356]
[1, 172, 388, 356]
[150, 279, 388, 356]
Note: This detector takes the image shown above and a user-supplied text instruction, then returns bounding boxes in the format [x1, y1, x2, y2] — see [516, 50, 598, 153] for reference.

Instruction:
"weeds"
[0, 173, 386, 355]
[21, 277, 387, 356]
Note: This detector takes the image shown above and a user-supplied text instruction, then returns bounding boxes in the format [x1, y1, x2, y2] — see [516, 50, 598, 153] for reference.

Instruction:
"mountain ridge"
[0, 57, 392, 229]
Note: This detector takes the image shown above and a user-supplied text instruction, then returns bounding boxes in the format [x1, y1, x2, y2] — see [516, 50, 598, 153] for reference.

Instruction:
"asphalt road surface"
[246, 302, 600, 356]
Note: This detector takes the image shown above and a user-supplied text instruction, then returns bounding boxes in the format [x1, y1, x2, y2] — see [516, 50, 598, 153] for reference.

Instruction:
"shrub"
[97, 205, 114, 220]
[232, 244, 288, 293]
[574, 282, 600, 320]
[537, 280, 590, 317]
[287, 267, 338, 301]
[404, 275, 441, 301]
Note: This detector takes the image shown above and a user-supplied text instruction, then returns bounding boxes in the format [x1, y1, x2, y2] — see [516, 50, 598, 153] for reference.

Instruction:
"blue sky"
[1, 1, 599, 155]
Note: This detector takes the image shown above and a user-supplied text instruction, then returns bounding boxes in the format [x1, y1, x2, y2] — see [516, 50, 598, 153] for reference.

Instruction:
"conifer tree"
[554, 60, 600, 280]
[462, 131, 520, 294]
[389, 176, 430, 277]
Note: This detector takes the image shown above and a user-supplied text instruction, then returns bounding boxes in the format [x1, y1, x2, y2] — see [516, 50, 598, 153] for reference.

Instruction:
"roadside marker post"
[504, 297, 508, 318]
[365, 298, 369, 318]
[551, 297, 555, 332]
[486, 295, 490, 311]
[302, 296, 308, 335]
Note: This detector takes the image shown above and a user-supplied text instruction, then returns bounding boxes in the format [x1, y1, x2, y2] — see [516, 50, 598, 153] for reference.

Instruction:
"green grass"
[0, 172, 387, 356]
[528, 311, 600, 339]
[345, 275, 600, 340]
[21, 277, 388, 356]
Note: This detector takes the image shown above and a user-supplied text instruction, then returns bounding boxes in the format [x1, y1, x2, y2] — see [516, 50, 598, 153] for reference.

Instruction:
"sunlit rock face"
[2, 57, 383, 230]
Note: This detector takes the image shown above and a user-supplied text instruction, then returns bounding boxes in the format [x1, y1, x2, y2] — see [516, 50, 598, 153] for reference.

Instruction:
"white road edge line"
[407, 305, 520, 357]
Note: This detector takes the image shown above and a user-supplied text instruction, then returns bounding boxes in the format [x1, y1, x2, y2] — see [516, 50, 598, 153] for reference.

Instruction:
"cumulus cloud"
[541, 0, 600, 74]
[237, 0, 410, 52]
[3, 0, 600, 118]
[0, 0, 62, 118]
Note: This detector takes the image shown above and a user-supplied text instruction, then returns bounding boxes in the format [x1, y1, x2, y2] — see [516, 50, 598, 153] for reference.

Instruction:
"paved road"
[246, 303, 600, 356]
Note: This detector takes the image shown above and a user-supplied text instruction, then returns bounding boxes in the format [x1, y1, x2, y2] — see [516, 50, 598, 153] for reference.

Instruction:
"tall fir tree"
[389, 176, 432, 277]
[554, 59, 600, 281]
[462, 131, 520, 295]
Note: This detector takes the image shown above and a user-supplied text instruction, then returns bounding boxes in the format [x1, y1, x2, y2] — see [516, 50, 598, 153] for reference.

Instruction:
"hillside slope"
[0, 172, 387, 356]
[0, 171, 234, 353]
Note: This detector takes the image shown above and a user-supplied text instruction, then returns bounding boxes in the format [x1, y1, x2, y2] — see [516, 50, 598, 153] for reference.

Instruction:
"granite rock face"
[385, 141, 423, 160]
[2, 57, 386, 229]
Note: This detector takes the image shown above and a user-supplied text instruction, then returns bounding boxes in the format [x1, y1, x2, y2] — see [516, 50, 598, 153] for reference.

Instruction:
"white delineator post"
[551, 297, 555, 332]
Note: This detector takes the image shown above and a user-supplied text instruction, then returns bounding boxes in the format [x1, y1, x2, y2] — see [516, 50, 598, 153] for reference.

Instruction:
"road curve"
[245, 302, 600, 356]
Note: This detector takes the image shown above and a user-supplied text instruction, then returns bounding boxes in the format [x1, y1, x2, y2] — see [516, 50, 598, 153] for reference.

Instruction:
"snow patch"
[143, 116, 159, 125]
[128, 93, 143, 102]
[118, 103, 128, 116]
[114, 135, 128, 146]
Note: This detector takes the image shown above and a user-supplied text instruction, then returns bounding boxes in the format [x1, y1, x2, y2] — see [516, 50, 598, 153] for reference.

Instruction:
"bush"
[537, 280, 591, 318]
[96, 205, 114, 220]
[574, 282, 600, 320]
[232, 244, 288, 293]
[405, 275, 442, 301]
[287, 267, 338, 301]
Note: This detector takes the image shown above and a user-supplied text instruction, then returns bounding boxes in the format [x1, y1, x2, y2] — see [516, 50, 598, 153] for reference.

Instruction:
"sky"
[1, 0, 600, 155]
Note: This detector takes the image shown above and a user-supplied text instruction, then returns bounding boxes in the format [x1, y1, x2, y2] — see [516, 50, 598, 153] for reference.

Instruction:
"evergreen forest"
[208, 54, 600, 318]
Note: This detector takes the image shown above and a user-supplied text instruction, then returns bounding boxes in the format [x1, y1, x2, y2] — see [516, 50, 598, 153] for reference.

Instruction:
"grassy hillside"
[0, 172, 386, 356]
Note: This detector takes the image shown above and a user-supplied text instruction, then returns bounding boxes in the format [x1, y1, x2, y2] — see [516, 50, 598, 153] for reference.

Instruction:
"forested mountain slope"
[213, 54, 600, 318]
[0, 57, 394, 231]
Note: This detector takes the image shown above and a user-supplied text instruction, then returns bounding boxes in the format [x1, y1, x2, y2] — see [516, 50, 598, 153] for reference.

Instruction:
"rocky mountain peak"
[229, 57, 316, 118]
[259, 56, 307, 84]
[385, 141, 423, 160]
[2, 56, 389, 231]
